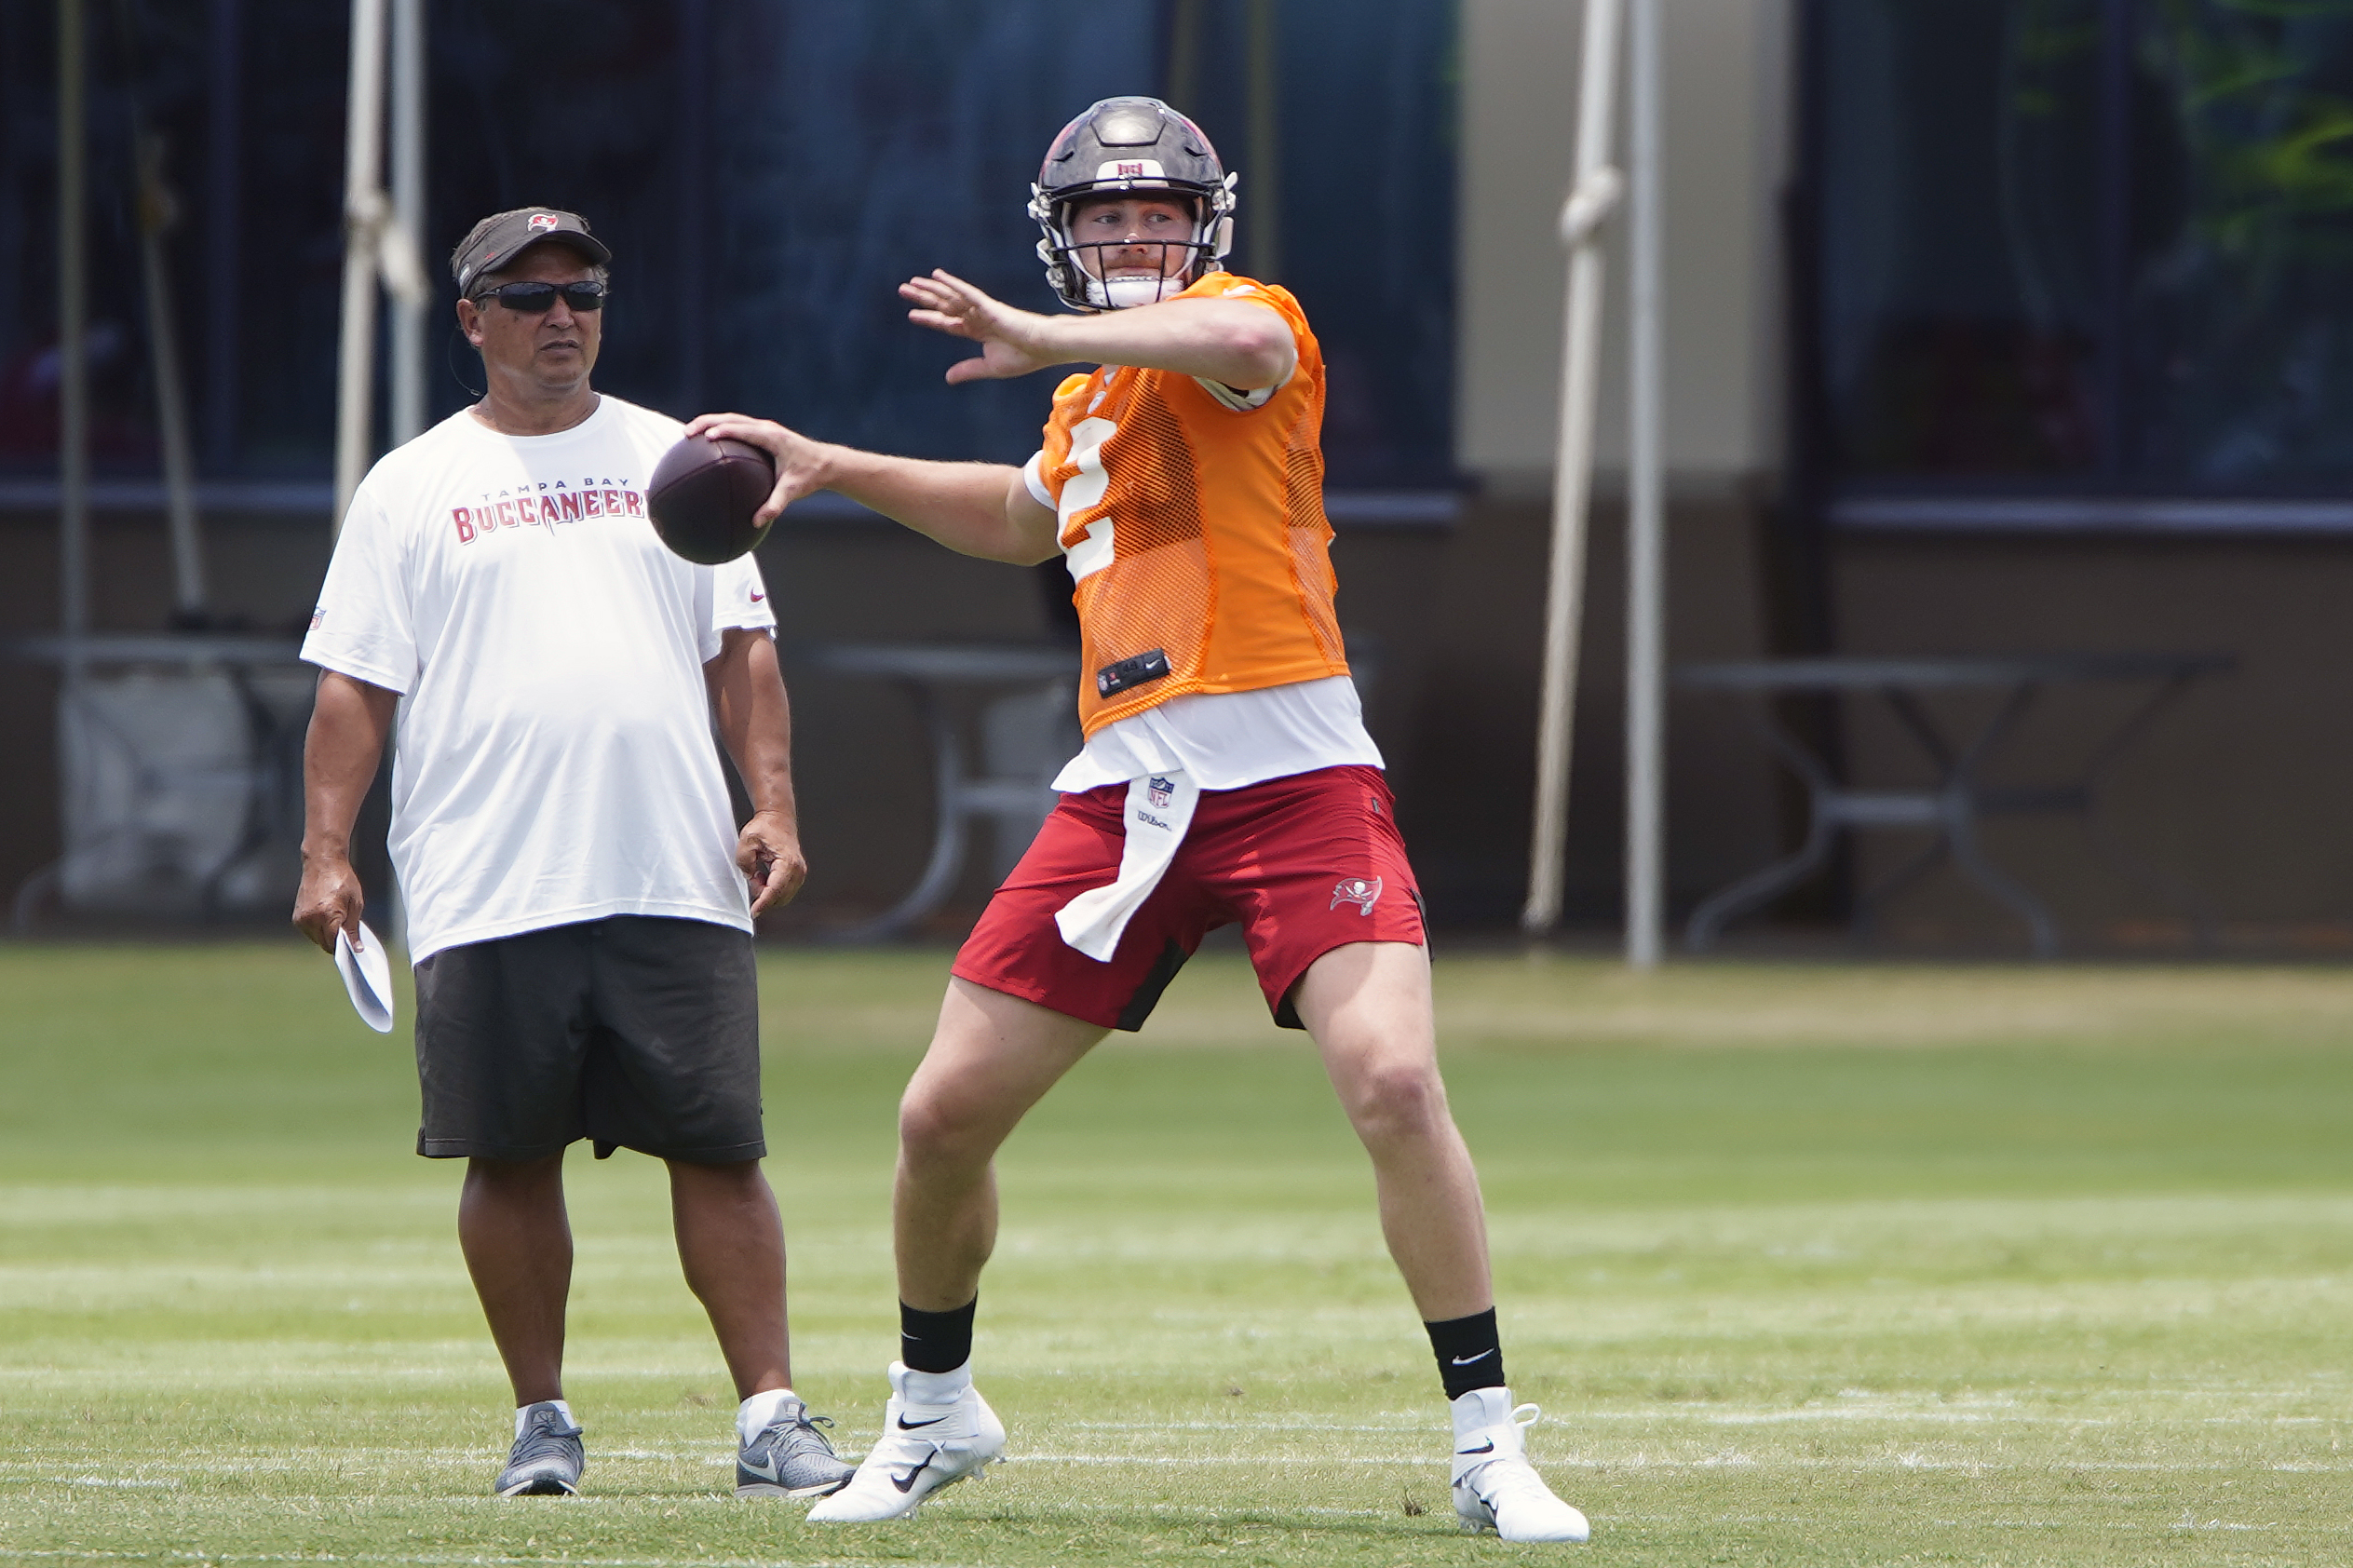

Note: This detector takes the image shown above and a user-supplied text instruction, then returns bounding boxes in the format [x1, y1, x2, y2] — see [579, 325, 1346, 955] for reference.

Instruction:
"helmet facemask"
[1033, 184, 1237, 310]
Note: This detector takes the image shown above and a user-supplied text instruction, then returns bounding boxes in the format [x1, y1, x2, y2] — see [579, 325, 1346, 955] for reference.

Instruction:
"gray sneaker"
[736, 1395, 856, 1498]
[495, 1401, 585, 1496]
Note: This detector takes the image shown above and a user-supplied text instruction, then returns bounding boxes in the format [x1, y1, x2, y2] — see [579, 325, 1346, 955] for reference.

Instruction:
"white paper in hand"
[333, 922, 396, 1034]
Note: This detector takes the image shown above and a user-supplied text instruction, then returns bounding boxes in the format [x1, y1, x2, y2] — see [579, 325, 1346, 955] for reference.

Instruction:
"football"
[646, 435, 779, 565]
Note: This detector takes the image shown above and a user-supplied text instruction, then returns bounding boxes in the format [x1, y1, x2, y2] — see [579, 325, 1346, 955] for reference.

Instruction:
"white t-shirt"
[302, 397, 776, 962]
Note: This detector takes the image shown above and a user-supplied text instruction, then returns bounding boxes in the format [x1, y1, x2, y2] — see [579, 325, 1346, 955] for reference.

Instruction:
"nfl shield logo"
[1146, 776, 1175, 808]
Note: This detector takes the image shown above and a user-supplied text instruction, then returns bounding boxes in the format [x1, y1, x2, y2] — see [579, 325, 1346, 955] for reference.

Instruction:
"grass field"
[4, 944, 2353, 1566]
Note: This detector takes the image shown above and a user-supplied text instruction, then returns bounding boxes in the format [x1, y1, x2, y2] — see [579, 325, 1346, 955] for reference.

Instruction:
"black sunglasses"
[472, 279, 607, 313]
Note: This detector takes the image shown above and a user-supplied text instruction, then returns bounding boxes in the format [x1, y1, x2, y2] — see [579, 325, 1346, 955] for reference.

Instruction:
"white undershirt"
[1051, 675, 1383, 794]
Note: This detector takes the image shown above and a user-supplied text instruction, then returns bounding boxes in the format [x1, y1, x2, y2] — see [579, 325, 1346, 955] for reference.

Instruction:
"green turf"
[4, 944, 2351, 1565]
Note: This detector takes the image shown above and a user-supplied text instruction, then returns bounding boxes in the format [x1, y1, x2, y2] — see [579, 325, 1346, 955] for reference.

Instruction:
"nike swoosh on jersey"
[890, 1453, 936, 1494]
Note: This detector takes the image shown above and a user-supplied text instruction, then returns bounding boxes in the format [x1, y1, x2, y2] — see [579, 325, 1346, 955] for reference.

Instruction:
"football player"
[689, 98, 1588, 1543]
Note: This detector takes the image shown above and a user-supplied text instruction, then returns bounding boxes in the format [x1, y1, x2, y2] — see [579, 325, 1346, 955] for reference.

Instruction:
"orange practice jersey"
[1032, 272, 1349, 737]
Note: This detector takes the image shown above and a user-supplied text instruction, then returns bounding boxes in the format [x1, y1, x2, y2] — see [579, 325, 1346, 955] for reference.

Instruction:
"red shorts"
[953, 764, 1427, 1032]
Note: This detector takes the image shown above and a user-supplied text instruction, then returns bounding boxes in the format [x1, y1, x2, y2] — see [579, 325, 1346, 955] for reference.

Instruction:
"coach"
[293, 207, 850, 1502]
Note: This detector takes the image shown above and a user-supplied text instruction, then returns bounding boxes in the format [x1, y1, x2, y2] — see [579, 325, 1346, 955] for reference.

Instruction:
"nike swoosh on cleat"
[897, 1414, 950, 1429]
[889, 1454, 936, 1494]
[1450, 1349, 1496, 1365]
[1455, 1440, 1496, 1455]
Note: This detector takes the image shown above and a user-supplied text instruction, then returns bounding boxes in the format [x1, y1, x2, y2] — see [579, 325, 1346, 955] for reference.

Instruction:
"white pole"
[57, 0, 88, 659]
[332, 0, 388, 534]
[1521, 0, 1625, 935]
[1625, 0, 1667, 968]
[388, 0, 426, 446]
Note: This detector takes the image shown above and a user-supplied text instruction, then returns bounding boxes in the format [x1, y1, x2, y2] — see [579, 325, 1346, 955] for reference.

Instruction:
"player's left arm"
[902, 270, 1296, 391]
[705, 628, 805, 916]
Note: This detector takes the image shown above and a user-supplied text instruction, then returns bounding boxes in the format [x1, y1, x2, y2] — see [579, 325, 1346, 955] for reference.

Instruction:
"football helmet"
[1030, 97, 1237, 310]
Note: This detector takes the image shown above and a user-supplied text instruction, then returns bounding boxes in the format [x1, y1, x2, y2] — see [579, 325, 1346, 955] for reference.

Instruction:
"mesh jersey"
[1032, 273, 1348, 737]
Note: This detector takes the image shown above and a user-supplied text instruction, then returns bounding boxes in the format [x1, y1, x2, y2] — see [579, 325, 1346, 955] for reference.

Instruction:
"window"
[1803, 0, 2353, 528]
[0, 0, 1455, 498]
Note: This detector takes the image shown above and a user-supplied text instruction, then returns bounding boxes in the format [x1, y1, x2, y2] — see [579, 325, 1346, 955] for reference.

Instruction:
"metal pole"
[205, 0, 241, 471]
[1167, 0, 1203, 108]
[1245, 0, 1281, 282]
[58, 0, 89, 658]
[1521, 0, 1626, 935]
[1625, 0, 1667, 968]
[387, 0, 426, 445]
[134, 134, 208, 617]
[674, 0, 710, 412]
[332, 0, 388, 533]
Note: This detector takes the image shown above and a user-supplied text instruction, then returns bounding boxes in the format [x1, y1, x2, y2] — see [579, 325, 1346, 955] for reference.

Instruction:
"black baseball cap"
[451, 208, 612, 297]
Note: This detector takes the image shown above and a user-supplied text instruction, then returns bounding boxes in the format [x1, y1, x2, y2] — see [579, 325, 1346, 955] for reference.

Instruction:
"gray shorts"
[412, 915, 764, 1164]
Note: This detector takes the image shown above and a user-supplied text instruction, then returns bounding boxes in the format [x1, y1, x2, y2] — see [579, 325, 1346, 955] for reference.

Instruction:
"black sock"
[899, 1297, 977, 1374]
[1426, 1306, 1506, 1399]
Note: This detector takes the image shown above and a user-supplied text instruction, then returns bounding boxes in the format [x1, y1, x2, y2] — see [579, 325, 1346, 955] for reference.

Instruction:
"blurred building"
[6, 0, 2353, 947]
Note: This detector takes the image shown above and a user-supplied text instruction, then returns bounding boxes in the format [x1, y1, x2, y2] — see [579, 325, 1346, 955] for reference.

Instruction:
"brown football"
[646, 436, 778, 565]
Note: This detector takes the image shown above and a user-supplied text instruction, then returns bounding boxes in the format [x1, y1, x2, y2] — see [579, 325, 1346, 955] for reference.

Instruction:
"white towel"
[1054, 768, 1201, 961]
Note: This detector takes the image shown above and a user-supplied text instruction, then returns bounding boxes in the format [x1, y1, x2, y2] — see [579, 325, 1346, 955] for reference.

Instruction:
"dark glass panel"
[0, 0, 1455, 492]
[2129, 0, 2353, 487]
[1816, 0, 2104, 479]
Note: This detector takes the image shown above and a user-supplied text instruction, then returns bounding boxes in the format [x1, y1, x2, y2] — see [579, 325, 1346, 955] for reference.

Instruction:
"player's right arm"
[292, 671, 398, 953]
[683, 412, 1060, 566]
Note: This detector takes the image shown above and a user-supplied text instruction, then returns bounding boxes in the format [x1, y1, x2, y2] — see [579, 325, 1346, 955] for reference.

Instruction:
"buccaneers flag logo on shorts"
[1330, 876, 1384, 914]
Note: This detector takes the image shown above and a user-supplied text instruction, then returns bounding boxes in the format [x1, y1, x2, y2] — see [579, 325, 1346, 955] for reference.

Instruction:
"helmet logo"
[527, 212, 559, 231]
[1094, 159, 1166, 182]
[1116, 162, 1144, 178]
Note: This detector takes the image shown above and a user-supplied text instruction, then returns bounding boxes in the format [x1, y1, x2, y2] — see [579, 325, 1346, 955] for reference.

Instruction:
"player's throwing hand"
[900, 270, 1060, 384]
[681, 412, 837, 529]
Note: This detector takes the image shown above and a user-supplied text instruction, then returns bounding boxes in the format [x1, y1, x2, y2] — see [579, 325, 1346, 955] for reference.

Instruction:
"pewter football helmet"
[1030, 97, 1237, 310]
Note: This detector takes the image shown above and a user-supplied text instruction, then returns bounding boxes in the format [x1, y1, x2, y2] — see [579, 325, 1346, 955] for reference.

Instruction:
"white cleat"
[1450, 1388, 1590, 1544]
[805, 1361, 1007, 1523]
